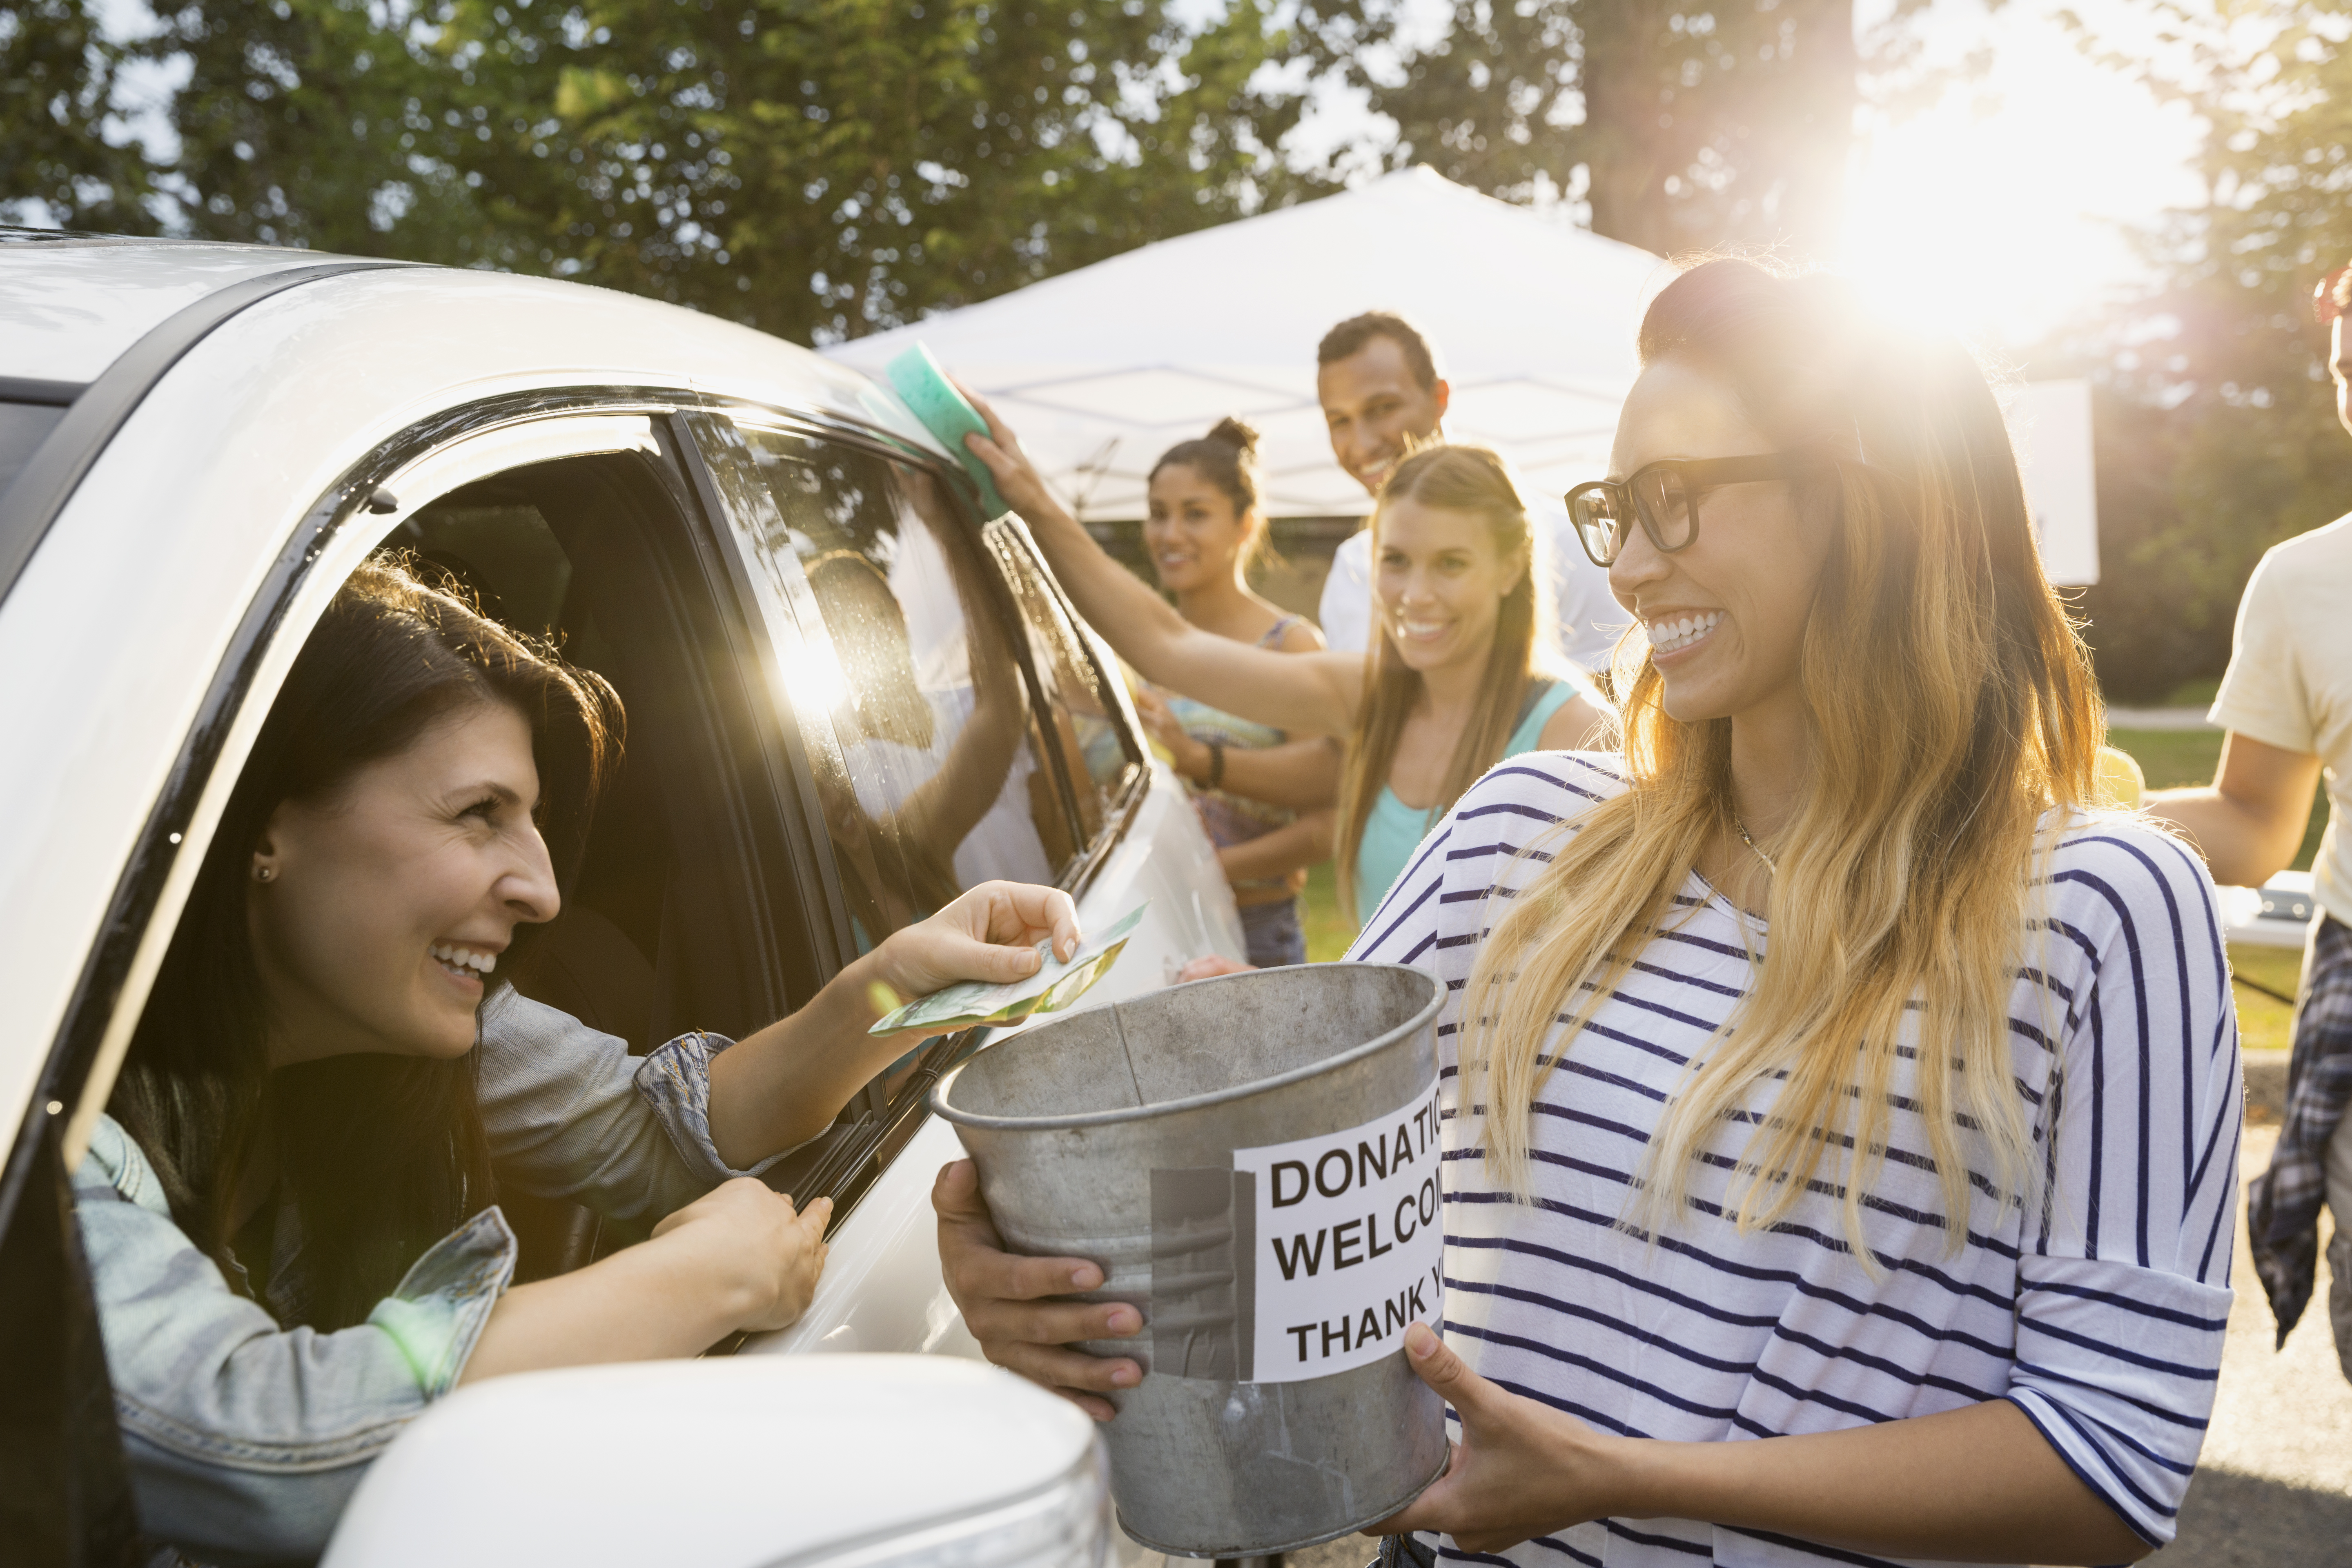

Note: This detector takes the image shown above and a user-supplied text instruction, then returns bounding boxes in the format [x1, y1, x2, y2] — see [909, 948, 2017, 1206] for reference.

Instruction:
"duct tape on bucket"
[934, 964, 1451, 1557]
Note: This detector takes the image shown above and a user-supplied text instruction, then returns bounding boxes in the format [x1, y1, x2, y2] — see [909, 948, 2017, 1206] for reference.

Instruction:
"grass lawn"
[1298, 731, 2327, 1046]
[1301, 859, 1354, 963]
[2230, 943, 2305, 1055]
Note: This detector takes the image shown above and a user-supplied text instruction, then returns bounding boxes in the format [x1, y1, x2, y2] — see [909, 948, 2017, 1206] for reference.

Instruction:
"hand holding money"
[858, 882, 1085, 1035]
[869, 900, 1149, 1036]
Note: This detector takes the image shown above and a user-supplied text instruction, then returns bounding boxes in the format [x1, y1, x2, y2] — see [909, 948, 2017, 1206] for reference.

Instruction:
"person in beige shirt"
[2149, 264, 2352, 1379]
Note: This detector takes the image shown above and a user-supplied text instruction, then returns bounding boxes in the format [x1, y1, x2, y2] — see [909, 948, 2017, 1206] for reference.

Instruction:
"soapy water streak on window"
[983, 521, 1143, 844]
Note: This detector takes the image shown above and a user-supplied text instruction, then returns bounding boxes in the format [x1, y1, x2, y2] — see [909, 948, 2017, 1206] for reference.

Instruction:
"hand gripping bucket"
[932, 964, 1449, 1557]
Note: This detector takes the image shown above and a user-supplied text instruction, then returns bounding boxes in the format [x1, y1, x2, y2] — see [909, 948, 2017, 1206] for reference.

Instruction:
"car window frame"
[980, 514, 1152, 891]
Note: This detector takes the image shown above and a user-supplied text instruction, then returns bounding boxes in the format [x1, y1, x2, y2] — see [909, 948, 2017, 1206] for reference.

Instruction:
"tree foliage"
[2070, 2, 2352, 698]
[9, 0, 1896, 338]
[1336, 0, 1860, 258]
[1, 0, 159, 231]
[136, 0, 1350, 341]
[23, 0, 2328, 703]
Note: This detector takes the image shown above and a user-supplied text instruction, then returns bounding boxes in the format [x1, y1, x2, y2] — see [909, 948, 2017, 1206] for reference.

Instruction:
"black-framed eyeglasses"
[1564, 452, 1834, 568]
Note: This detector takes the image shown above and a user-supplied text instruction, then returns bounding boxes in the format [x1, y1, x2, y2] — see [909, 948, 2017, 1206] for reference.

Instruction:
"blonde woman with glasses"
[933, 258, 2238, 1566]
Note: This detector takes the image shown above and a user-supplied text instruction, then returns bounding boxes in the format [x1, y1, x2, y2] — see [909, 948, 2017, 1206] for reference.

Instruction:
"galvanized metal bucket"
[933, 963, 1449, 1559]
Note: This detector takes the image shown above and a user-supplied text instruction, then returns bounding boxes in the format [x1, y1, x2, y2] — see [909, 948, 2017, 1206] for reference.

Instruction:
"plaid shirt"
[2248, 914, 2352, 1344]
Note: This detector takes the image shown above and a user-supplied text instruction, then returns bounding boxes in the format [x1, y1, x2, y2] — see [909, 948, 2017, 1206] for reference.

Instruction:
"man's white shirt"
[1314, 498, 1624, 672]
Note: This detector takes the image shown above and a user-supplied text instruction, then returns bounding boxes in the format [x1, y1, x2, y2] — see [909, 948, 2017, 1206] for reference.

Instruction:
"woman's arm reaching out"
[702, 882, 1082, 1166]
[959, 388, 1363, 738]
[1218, 809, 1333, 886]
[1134, 688, 1345, 810]
[463, 1178, 830, 1381]
[1209, 740, 1347, 810]
[1374, 1324, 2149, 1564]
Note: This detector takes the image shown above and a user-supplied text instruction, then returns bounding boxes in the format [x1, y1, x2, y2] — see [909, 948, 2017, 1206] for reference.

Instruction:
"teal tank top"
[1353, 679, 1578, 927]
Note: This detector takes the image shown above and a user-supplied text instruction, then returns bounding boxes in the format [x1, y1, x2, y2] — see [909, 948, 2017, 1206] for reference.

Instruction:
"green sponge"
[885, 343, 1011, 519]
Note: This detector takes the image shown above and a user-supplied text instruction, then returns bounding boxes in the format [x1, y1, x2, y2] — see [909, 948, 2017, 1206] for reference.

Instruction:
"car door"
[0, 395, 838, 1566]
[683, 409, 1244, 1362]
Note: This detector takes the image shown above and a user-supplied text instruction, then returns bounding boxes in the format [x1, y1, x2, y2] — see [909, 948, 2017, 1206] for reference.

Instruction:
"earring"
[254, 865, 274, 883]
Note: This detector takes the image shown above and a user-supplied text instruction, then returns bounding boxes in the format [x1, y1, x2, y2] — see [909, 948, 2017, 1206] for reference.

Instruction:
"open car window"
[386, 445, 815, 1054]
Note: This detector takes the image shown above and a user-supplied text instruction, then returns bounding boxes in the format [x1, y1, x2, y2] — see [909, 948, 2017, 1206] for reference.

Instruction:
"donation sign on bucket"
[934, 964, 1451, 1557]
[1232, 1079, 1443, 1380]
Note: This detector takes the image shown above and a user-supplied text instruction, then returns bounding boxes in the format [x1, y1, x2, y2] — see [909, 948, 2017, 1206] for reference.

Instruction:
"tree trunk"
[1774, 0, 1856, 262]
[1577, 3, 1674, 254]
[1576, 0, 1855, 260]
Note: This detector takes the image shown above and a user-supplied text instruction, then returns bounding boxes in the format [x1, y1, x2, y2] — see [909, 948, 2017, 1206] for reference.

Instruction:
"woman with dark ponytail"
[1127, 417, 1330, 967]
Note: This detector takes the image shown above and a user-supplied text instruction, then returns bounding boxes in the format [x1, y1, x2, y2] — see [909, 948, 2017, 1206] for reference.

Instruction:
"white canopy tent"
[2007, 378, 2099, 586]
[825, 166, 2097, 584]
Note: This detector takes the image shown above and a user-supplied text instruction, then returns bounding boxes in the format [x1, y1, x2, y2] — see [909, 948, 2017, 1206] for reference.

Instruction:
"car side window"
[734, 428, 1074, 951]
[984, 519, 1144, 843]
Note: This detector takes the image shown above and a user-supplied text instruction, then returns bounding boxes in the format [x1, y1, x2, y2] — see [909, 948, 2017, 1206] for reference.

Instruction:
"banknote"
[868, 901, 1149, 1036]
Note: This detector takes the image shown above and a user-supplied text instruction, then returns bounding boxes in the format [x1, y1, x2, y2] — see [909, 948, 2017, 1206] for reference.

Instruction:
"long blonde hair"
[1458, 259, 2102, 1253]
[1334, 444, 1566, 920]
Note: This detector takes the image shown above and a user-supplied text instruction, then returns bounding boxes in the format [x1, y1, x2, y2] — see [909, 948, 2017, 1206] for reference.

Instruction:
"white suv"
[0, 232, 1242, 1562]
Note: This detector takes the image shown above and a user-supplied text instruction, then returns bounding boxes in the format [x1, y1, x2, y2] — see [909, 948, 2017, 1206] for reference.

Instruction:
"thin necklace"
[1732, 813, 1777, 875]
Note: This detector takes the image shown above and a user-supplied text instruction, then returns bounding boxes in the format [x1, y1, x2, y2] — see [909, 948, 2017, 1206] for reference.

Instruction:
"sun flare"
[1839, 0, 2201, 349]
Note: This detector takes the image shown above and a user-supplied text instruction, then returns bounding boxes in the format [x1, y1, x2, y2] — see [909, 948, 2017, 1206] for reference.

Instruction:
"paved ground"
[1143, 1125, 2352, 1566]
[2144, 1123, 2352, 1566]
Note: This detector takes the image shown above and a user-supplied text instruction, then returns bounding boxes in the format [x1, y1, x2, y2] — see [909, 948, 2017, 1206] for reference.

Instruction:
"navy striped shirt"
[1347, 753, 2238, 1566]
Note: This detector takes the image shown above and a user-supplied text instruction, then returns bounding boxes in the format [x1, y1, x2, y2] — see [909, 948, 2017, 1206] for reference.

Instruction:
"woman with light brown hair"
[936, 258, 2238, 1566]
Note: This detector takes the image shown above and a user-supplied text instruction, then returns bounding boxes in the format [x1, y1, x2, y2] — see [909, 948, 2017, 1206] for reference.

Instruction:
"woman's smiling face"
[248, 699, 560, 1066]
[1143, 462, 1250, 595]
[1374, 497, 1522, 676]
[1605, 357, 1831, 724]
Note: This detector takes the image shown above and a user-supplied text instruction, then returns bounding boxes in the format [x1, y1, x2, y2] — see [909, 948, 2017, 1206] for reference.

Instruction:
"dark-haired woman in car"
[78, 554, 1081, 1564]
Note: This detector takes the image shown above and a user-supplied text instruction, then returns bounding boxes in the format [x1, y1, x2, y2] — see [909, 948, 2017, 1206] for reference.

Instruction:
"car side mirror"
[320, 1355, 1108, 1568]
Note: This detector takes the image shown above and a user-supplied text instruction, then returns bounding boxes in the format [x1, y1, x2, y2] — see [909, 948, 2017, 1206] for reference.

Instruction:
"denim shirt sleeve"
[476, 986, 806, 1221]
[75, 1116, 512, 1568]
